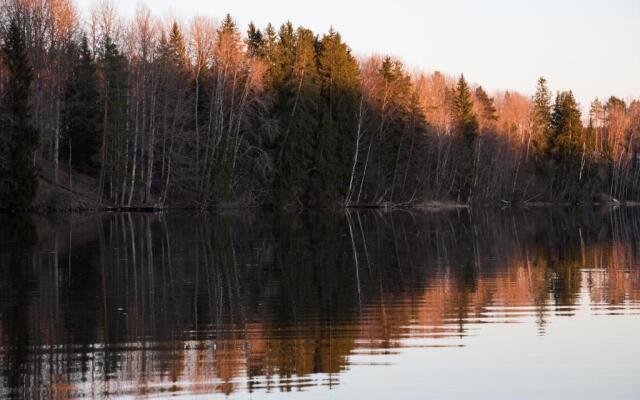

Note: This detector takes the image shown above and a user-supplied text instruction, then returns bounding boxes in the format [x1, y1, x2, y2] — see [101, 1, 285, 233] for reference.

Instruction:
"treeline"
[1, 0, 639, 209]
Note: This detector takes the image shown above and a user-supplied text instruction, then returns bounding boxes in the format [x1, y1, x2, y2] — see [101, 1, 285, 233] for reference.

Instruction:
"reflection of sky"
[143, 272, 640, 400]
[229, 290, 640, 400]
[345, 316, 640, 400]
[81, 0, 640, 112]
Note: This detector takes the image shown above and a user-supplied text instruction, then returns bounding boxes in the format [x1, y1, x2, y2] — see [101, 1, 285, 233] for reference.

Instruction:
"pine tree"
[0, 19, 39, 209]
[588, 98, 604, 154]
[589, 98, 604, 128]
[62, 35, 100, 174]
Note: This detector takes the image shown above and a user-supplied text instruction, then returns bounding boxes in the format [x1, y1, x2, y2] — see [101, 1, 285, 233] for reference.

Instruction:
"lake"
[1, 208, 639, 399]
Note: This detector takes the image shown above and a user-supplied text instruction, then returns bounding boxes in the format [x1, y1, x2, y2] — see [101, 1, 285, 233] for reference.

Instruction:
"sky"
[79, 0, 640, 112]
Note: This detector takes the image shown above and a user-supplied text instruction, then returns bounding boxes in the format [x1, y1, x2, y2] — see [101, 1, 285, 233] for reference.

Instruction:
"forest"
[1, 0, 640, 210]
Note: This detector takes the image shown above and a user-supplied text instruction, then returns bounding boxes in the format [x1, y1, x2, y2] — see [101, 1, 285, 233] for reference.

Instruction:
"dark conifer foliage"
[313, 28, 360, 203]
[548, 91, 584, 199]
[246, 22, 264, 57]
[551, 91, 583, 162]
[474, 86, 498, 130]
[62, 35, 100, 174]
[532, 77, 553, 162]
[451, 74, 478, 202]
[98, 36, 130, 204]
[452, 75, 478, 144]
[0, 18, 38, 209]
[268, 24, 321, 206]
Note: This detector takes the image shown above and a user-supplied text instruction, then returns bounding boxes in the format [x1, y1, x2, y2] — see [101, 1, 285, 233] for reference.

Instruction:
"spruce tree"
[452, 74, 478, 144]
[99, 35, 129, 203]
[551, 91, 583, 162]
[548, 90, 584, 199]
[0, 19, 39, 209]
[246, 22, 263, 57]
[451, 74, 478, 202]
[262, 23, 280, 88]
[393, 87, 428, 202]
[220, 13, 236, 34]
[270, 24, 320, 206]
[168, 22, 187, 65]
[314, 28, 360, 202]
[474, 86, 498, 129]
[155, 21, 189, 204]
[378, 58, 413, 202]
[213, 14, 245, 201]
[62, 35, 100, 174]
[356, 56, 413, 204]
[532, 77, 553, 160]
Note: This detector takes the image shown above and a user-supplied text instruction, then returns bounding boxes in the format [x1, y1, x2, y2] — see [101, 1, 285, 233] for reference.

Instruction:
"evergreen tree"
[546, 90, 584, 199]
[261, 23, 280, 88]
[606, 96, 626, 110]
[588, 97, 604, 154]
[451, 74, 478, 202]
[220, 13, 236, 34]
[551, 91, 583, 161]
[0, 19, 39, 209]
[61, 35, 100, 174]
[474, 86, 498, 130]
[392, 87, 428, 202]
[452, 74, 478, 143]
[532, 77, 553, 160]
[212, 14, 246, 201]
[378, 58, 413, 202]
[168, 22, 187, 64]
[589, 98, 604, 128]
[359, 57, 413, 204]
[313, 28, 360, 202]
[270, 24, 321, 206]
[246, 22, 263, 57]
[155, 21, 190, 204]
[98, 35, 130, 203]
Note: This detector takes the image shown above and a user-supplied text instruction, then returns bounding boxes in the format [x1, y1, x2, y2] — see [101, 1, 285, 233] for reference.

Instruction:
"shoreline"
[1, 200, 636, 214]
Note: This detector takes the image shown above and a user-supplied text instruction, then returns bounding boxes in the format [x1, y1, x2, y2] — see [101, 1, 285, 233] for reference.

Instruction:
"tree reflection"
[1, 208, 639, 398]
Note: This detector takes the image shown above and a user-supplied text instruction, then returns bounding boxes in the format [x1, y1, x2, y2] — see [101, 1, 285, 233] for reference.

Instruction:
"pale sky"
[80, 0, 640, 111]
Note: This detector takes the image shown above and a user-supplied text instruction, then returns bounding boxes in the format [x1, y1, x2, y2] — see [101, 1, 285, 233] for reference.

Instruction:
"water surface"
[1, 209, 639, 399]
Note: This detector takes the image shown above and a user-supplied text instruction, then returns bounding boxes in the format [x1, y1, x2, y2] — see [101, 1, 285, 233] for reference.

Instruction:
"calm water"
[1, 209, 639, 399]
